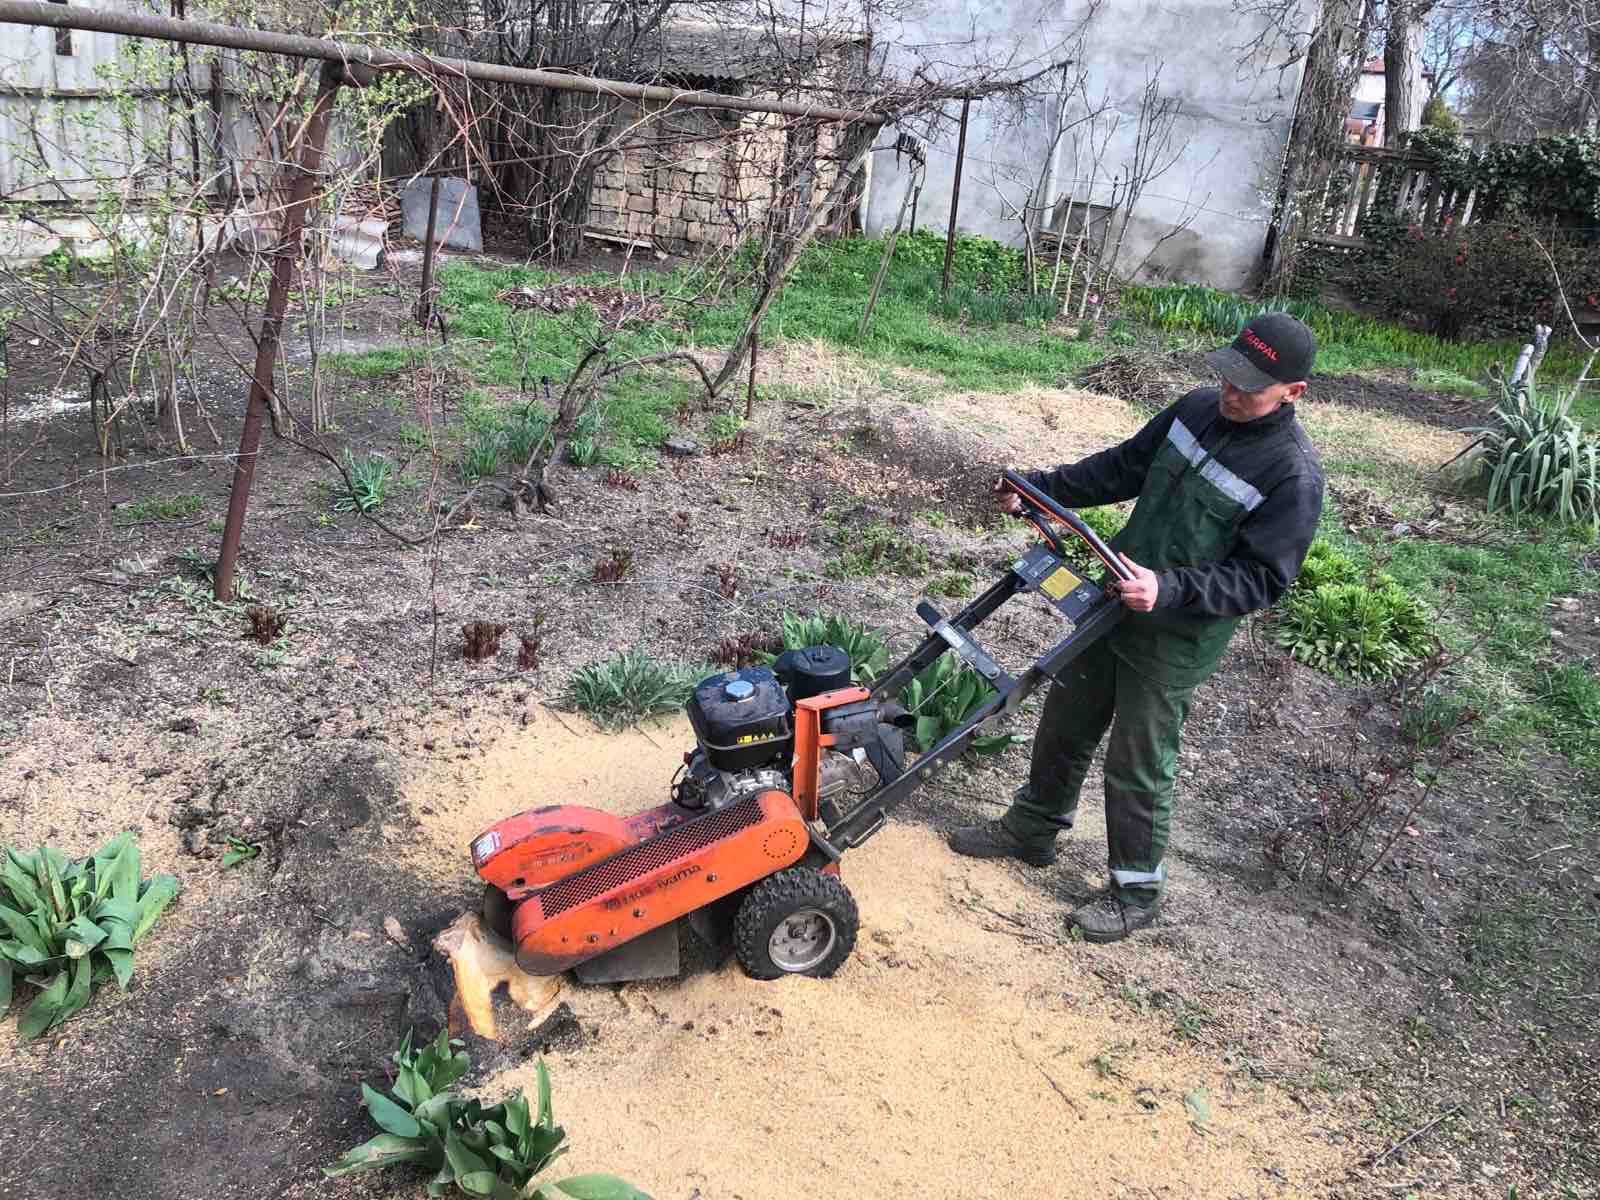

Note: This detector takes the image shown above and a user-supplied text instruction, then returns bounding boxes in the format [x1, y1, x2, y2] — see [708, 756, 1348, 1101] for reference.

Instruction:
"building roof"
[637, 22, 864, 85]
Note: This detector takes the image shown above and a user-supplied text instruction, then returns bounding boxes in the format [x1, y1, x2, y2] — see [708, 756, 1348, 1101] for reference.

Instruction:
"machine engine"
[673, 647, 874, 821]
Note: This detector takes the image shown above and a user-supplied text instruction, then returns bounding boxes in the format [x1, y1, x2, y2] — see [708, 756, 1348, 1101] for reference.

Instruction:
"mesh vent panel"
[537, 798, 764, 918]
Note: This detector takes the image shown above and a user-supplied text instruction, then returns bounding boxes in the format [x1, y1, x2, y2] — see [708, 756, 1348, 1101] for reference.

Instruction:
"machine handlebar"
[999, 470, 1134, 583]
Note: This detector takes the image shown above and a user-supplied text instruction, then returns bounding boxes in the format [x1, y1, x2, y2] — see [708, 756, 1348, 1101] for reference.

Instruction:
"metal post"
[416, 175, 441, 330]
[213, 62, 343, 602]
[941, 97, 971, 301]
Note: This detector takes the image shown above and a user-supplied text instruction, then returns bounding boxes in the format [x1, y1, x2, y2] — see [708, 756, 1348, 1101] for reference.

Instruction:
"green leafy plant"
[900, 654, 1018, 755]
[765, 613, 890, 683]
[566, 405, 604, 467]
[221, 837, 261, 868]
[503, 406, 553, 465]
[827, 522, 930, 579]
[463, 431, 505, 483]
[335, 449, 395, 513]
[327, 1029, 647, 1199]
[1294, 537, 1362, 592]
[0, 833, 180, 1039]
[1466, 380, 1600, 522]
[563, 650, 713, 730]
[1275, 577, 1434, 680]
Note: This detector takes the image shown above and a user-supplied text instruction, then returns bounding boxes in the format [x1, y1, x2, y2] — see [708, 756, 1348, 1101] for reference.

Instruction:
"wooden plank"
[1301, 232, 1369, 249]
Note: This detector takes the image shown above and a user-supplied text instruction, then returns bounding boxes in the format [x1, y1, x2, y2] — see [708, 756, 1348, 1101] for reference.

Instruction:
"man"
[949, 313, 1325, 943]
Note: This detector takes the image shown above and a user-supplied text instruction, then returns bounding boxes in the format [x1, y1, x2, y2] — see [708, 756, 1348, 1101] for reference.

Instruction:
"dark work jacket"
[1027, 387, 1324, 686]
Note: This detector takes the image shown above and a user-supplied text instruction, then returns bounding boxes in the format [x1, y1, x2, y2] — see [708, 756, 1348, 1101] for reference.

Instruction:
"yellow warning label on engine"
[1040, 566, 1081, 600]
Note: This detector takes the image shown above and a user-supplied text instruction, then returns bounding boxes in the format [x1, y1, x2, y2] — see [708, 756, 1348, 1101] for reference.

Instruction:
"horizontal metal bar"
[0, 0, 885, 125]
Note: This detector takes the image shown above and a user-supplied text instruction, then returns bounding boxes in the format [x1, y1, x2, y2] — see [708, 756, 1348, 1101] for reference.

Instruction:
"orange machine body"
[476, 789, 810, 975]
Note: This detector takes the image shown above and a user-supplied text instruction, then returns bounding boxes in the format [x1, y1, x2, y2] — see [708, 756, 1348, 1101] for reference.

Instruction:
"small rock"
[383, 916, 411, 951]
[166, 717, 200, 735]
[663, 436, 701, 457]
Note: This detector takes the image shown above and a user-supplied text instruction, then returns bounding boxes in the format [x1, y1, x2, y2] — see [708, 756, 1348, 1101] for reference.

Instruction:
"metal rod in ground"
[213, 63, 342, 602]
[0, 0, 883, 126]
[417, 175, 441, 330]
[746, 326, 758, 421]
[941, 97, 972, 301]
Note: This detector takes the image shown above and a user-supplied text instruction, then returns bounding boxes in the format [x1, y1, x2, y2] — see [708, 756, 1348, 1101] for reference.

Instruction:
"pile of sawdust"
[403, 711, 1350, 1199]
[398, 706, 693, 876]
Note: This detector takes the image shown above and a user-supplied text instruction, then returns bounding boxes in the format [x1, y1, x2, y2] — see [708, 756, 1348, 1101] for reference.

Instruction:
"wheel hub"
[767, 907, 837, 972]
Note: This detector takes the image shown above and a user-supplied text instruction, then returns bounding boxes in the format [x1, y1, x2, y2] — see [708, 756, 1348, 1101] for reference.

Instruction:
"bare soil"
[1, 261, 1594, 1200]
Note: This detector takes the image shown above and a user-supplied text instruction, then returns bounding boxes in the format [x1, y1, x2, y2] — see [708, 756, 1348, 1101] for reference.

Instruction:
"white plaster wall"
[866, 0, 1316, 290]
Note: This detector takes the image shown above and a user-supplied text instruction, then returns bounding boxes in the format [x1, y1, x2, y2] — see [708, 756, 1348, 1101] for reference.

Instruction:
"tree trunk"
[1384, 2, 1431, 145]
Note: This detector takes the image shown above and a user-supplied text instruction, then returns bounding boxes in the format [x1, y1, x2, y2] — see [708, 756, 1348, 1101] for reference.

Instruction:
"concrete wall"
[865, 0, 1315, 291]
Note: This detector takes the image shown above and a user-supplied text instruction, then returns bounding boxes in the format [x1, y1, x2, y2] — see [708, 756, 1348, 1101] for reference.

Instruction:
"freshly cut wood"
[432, 912, 562, 1041]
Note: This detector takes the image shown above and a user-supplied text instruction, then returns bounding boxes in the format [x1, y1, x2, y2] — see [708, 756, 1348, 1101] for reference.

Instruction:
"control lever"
[916, 600, 1007, 685]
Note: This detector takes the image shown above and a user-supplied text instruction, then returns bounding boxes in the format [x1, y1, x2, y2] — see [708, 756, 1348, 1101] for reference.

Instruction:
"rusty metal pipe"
[0, 0, 884, 125]
[212, 62, 343, 602]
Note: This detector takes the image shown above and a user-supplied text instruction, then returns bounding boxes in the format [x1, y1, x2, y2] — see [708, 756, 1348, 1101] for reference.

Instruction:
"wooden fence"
[1303, 145, 1479, 249]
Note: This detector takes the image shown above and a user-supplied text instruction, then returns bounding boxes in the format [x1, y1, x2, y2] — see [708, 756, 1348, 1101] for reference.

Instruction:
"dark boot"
[947, 818, 1056, 867]
[1068, 890, 1161, 944]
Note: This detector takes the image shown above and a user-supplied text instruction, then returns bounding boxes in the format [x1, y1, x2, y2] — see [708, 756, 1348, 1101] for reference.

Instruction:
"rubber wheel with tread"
[733, 868, 858, 980]
[482, 883, 514, 941]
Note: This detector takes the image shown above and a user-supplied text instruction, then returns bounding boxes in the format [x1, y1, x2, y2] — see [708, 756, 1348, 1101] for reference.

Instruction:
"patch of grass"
[114, 494, 204, 523]
[826, 521, 930, 579]
[1125, 283, 1595, 418]
[928, 571, 975, 599]
[328, 346, 426, 379]
[461, 430, 504, 482]
[398, 421, 431, 448]
[1414, 367, 1489, 398]
[708, 408, 744, 441]
[502, 406, 553, 464]
[562, 650, 713, 730]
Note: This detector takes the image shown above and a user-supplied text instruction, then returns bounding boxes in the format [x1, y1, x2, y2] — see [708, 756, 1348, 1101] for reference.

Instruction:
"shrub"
[1276, 577, 1435, 680]
[0, 834, 180, 1039]
[1467, 380, 1600, 522]
[563, 650, 711, 729]
[1365, 220, 1575, 341]
[326, 1029, 645, 1200]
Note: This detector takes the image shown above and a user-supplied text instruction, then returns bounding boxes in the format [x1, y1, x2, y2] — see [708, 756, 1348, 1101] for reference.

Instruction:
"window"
[50, 0, 71, 55]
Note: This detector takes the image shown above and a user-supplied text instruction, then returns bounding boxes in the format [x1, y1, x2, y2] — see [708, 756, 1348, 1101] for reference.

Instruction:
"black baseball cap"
[1204, 312, 1316, 392]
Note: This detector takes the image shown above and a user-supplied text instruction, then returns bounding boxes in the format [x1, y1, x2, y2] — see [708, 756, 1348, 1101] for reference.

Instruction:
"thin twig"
[1367, 1105, 1461, 1168]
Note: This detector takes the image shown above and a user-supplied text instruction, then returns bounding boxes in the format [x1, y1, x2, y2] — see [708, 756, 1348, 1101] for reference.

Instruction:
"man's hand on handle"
[992, 476, 1023, 514]
[1113, 555, 1159, 612]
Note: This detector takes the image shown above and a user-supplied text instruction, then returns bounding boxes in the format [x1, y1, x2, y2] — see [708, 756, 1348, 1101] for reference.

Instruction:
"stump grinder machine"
[471, 471, 1134, 983]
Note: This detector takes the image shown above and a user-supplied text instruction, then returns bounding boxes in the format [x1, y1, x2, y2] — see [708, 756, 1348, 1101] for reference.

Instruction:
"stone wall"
[588, 100, 838, 255]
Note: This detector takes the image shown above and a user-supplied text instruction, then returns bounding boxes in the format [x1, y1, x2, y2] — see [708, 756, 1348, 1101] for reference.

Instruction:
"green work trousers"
[1002, 639, 1195, 906]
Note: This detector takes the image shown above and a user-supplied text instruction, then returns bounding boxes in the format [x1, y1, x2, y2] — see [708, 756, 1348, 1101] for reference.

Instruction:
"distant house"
[1346, 57, 1435, 147]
